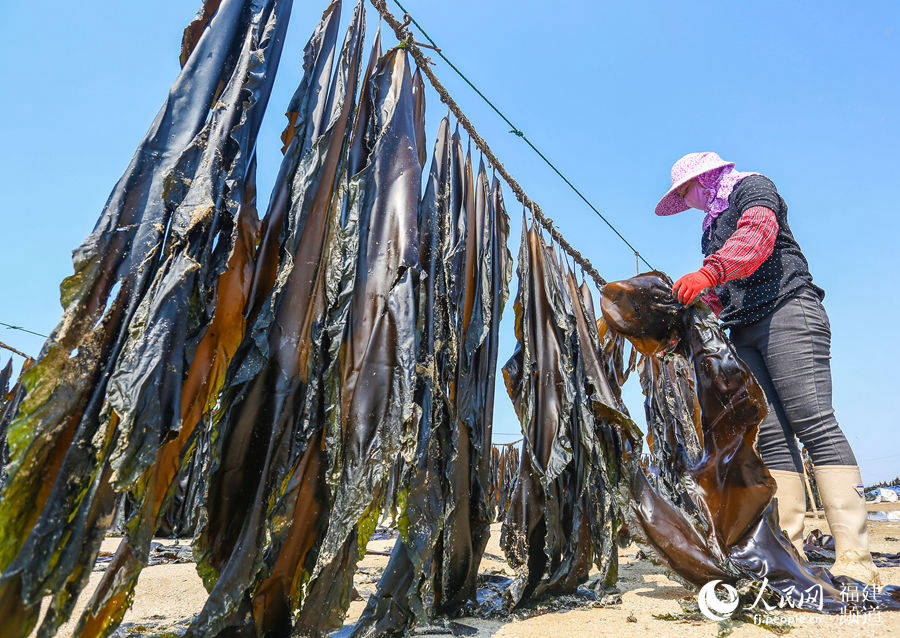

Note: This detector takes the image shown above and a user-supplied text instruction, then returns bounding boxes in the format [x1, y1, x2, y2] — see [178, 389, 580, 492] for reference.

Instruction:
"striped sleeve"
[703, 206, 778, 283]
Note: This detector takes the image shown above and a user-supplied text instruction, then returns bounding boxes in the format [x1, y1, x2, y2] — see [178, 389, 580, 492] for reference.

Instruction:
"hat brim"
[654, 162, 735, 216]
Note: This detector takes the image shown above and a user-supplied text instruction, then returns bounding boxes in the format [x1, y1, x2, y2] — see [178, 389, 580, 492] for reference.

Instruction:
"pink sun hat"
[654, 152, 735, 216]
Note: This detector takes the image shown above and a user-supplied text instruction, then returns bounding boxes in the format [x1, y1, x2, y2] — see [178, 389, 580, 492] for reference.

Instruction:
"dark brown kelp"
[499, 223, 635, 610]
[184, 3, 367, 636]
[600, 272, 900, 612]
[350, 119, 512, 637]
[490, 444, 520, 522]
[0, 357, 11, 480]
[638, 353, 703, 476]
[154, 418, 209, 538]
[0, 359, 11, 401]
[77, 3, 293, 629]
[347, 118, 456, 638]
[296, 45, 425, 636]
[0, 358, 34, 490]
[0, 2, 292, 637]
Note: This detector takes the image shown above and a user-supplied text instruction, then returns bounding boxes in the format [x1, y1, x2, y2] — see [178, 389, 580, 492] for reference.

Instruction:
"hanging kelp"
[350, 118, 512, 637]
[489, 444, 520, 522]
[0, 357, 12, 469]
[0, 358, 32, 490]
[638, 353, 703, 476]
[600, 271, 900, 613]
[154, 417, 211, 538]
[359, 66, 429, 535]
[296, 45, 426, 637]
[0, 359, 11, 401]
[0, 2, 292, 636]
[567, 268, 644, 585]
[596, 320, 638, 390]
[0, 359, 35, 488]
[184, 3, 366, 637]
[498, 223, 635, 610]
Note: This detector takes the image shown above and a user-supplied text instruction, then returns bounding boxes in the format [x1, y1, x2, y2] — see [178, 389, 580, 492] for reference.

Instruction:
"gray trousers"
[729, 288, 856, 472]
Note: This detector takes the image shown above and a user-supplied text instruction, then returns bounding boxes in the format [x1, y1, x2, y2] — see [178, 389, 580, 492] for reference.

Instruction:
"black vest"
[701, 175, 823, 327]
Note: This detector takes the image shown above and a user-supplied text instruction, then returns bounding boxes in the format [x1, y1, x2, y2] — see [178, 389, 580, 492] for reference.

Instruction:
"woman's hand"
[672, 268, 717, 304]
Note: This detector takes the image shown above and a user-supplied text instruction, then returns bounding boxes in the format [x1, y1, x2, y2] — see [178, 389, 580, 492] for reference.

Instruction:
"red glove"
[672, 267, 717, 305]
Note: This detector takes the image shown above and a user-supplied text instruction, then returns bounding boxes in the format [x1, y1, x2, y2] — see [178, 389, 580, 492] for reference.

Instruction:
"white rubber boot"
[769, 469, 807, 554]
[813, 465, 881, 584]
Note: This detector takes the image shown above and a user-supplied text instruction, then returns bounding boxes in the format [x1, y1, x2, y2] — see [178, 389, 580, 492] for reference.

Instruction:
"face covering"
[683, 181, 713, 211]
[695, 167, 760, 231]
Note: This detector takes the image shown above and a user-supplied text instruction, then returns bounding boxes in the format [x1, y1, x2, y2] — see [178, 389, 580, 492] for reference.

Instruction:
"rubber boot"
[813, 465, 881, 584]
[769, 469, 807, 554]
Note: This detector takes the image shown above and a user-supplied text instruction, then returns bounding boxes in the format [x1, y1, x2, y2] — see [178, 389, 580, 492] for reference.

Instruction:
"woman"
[655, 152, 879, 583]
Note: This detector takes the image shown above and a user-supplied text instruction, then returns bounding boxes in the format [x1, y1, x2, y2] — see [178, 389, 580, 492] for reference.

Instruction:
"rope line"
[3, 4, 639, 339]
[372, 0, 607, 287]
[385, 0, 655, 273]
[1, 322, 48, 339]
[0, 340, 31, 360]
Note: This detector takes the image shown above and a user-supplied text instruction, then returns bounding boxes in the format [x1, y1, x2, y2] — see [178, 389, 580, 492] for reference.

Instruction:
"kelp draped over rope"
[490, 444, 519, 522]
[599, 272, 900, 613]
[0, 357, 32, 489]
[351, 114, 512, 637]
[0, 0, 428, 634]
[9, 1, 900, 636]
[293, 34, 424, 638]
[499, 222, 639, 610]
[185, 2, 370, 635]
[0, 1, 292, 636]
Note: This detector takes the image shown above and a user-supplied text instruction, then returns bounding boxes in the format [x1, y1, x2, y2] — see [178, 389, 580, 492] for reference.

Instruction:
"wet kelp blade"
[437, 145, 482, 612]
[0, 358, 12, 486]
[566, 272, 639, 589]
[0, 359, 11, 402]
[76, 161, 272, 637]
[638, 354, 703, 476]
[489, 445, 520, 522]
[0, 3, 287, 637]
[500, 222, 628, 609]
[184, 3, 368, 637]
[442, 160, 514, 611]
[501, 223, 574, 608]
[295, 46, 424, 636]
[349, 116, 454, 638]
[351, 119, 512, 637]
[77, 0, 291, 632]
[600, 272, 900, 612]
[153, 415, 211, 538]
[0, 359, 34, 491]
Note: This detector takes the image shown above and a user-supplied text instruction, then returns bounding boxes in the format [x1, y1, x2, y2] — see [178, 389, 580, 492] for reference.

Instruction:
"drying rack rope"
[370, 0, 612, 288]
[2, 3, 640, 341]
[373, 0, 658, 286]
[0, 340, 30, 360]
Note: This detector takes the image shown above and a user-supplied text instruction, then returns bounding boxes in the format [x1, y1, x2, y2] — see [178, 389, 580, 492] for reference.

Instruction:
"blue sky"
[1, 1, 897, 482]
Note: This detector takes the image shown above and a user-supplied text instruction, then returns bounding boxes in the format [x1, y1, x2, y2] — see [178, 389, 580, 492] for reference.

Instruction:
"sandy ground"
[42, 504, 900, 638]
